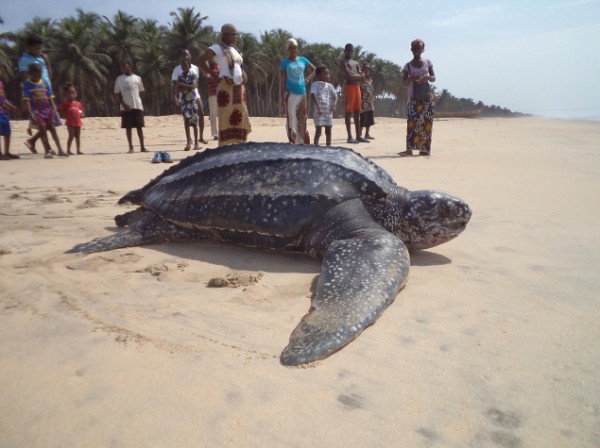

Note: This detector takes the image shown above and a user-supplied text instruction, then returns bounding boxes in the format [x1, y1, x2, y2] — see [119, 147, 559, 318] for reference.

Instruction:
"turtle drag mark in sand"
[67, 142, 472, 366]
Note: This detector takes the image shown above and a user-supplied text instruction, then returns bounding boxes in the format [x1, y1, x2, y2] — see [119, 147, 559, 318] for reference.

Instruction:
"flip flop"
[399, 151, 413, 157]
[24, 140, 37, 154]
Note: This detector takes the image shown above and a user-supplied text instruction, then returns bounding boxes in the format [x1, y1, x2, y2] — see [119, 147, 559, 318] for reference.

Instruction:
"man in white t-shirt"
[114, 59, 147, 153]
[171, 49, 208, 145]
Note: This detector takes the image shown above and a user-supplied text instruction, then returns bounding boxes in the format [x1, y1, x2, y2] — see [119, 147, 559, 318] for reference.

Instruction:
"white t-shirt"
[114, 73, 144, 111]
[209, 43, 243, 83]
[171, 63, 201, 99]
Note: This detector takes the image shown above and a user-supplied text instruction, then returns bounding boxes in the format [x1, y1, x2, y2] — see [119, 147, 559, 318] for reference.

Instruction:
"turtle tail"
[118, 188, 144, 205]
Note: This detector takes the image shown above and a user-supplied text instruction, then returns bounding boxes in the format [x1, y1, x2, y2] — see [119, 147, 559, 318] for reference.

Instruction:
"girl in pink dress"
[57, 83, 84, 154]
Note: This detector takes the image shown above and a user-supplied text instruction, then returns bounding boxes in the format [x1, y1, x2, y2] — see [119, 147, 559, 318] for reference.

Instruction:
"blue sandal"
[161, 152, 173, 163]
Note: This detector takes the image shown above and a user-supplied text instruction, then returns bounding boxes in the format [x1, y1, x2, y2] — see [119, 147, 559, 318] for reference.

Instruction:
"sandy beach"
[1, 115, 599, 447]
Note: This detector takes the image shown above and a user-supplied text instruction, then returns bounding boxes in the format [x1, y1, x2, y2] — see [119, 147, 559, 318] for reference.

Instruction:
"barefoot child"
[114, 59, 147, 153]
[309, 65, 337, 146]
[22, 63, 66, 158]
[57, 83, 84, 155]
[0, 79, 20, 159]
[176, 58, 200, 151]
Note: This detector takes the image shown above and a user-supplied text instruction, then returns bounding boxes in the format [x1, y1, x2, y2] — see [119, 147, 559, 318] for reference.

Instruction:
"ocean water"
[523, 108, 600, 122]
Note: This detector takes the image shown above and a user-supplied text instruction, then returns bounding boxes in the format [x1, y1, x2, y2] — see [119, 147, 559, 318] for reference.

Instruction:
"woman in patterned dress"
[399, 39, 436, 157]
[198, 23, 251, 146]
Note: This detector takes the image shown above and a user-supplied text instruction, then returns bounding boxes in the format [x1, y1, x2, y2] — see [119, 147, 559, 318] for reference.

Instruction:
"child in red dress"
[57, 83, 84, 155]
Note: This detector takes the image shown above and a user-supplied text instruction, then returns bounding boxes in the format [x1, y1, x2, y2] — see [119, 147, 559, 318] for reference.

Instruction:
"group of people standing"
[178, 30, 436, 155]
[277, 38, 436, 155]
[1, 24, 436, 160]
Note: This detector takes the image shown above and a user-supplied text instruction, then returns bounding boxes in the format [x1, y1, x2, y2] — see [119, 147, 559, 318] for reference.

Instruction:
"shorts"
[344, 84, 361, 113]
[120, 109, 145, 129]
[0, 113, 10, 136]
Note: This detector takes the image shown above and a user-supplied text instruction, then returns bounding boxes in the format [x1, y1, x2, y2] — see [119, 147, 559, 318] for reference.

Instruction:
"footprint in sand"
[207, 271, 264, 288]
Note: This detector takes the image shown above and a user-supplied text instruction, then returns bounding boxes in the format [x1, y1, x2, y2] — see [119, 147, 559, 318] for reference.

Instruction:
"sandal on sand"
[399, 151, 413, 157]
[24, 140, 37, 154]
[419, 152, 430, 156]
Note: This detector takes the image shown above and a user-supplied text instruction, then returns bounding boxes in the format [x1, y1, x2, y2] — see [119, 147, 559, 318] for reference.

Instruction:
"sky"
[2, 0, 600, 119]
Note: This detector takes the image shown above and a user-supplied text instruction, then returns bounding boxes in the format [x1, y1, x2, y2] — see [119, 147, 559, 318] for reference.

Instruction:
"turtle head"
[398, 190, 472, 251]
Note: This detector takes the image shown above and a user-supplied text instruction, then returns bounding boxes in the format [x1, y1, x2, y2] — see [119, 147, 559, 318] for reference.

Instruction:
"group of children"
[0, 34, 84, 160]
[0, 71, 84, 160]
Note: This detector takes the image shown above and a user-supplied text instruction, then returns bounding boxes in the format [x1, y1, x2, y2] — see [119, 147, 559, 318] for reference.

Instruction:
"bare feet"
[140, 147, 149, 153]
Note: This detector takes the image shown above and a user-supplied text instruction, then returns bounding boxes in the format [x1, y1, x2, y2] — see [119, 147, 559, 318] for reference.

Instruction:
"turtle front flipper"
[66, 208, 173, 254]
[280, 200, 410, 366]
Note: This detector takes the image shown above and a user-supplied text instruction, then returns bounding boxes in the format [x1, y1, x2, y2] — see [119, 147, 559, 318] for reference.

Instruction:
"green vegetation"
[0, 8, 523, 118]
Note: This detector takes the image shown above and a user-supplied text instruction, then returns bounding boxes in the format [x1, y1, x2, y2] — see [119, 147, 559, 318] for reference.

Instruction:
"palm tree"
[101, 11, 142, 63]
[50, 10, 111, 116]
[136, 19, 171, 116]
[0, 18, 16, 82]
[235, 32, 266, 116]
[166, 7, 212, 63]
[259, 29, 293, 116]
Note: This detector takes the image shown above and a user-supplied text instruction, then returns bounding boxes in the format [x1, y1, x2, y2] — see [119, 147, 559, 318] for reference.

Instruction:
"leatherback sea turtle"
[68, 142, 471, 366]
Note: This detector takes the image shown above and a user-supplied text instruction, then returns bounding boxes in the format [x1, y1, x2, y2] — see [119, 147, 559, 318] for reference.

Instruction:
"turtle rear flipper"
[66, 209, 170, 254]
